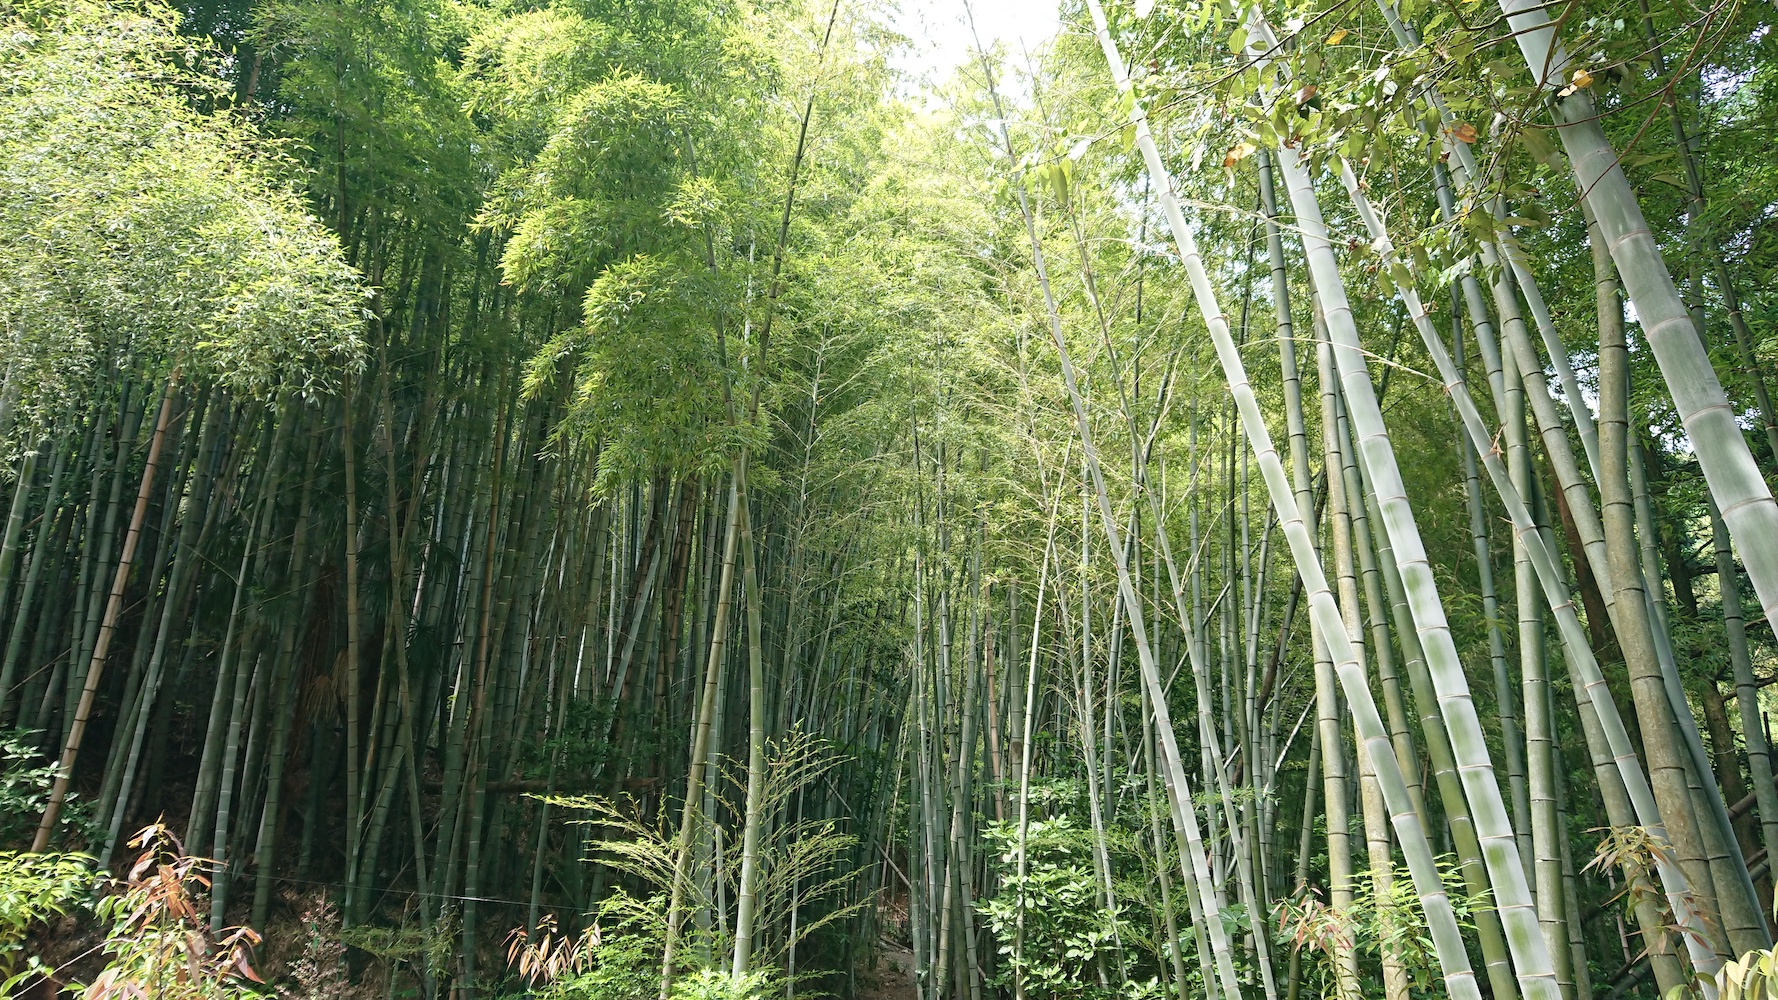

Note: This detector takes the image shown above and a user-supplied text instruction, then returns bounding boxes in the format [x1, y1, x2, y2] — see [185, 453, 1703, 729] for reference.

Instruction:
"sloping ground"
[854, 944, 918, 1000]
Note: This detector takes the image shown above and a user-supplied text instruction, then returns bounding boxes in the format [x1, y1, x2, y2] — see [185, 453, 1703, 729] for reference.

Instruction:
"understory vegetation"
[0, 0, 1777, 997]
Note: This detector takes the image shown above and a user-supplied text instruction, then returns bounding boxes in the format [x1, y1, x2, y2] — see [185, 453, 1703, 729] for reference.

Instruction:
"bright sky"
[888, 0, 1063, 87]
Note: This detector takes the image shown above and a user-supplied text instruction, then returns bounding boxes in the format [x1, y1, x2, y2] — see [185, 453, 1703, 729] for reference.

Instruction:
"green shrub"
[0, 850, 98, 988]
[978, 814, 1125, 1000]
[505, 920, 658, 1000]
[74, 824, 268, 999]
[0, 730, 94, 846]
[667, 968, 770, 1000]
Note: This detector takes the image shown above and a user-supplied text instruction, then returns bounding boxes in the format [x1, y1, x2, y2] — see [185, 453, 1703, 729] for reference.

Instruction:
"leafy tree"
[0, 0, 364, 448]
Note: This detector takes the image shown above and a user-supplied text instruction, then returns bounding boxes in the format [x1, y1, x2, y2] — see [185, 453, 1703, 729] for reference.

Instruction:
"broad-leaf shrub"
[0, 729, 92, 845]
[978, 814, 1124, 1000]
[0, 850, 97, 986]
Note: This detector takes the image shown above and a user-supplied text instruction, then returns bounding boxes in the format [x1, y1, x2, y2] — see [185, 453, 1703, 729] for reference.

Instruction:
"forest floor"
[855, 943, 918, 1000]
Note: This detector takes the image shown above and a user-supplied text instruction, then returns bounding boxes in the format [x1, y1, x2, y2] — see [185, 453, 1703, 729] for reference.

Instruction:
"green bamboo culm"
[1333, 153, 1726, 982]
[1494, 0, 1778, 642]
[1087, 6, 1485, 997]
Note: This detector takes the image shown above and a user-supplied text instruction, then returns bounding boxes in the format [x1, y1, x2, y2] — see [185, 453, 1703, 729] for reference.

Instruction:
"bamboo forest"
[9, 0, 1778, 997]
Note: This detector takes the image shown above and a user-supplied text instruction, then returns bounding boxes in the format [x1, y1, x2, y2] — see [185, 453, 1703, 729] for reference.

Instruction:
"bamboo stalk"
[1333, 154, 1724, 984]
[1089, 10, 1486, 997]
[34, 373, 179, 850]
[1494, 0, 1778, 656]
[1259, 121, 1558, 997]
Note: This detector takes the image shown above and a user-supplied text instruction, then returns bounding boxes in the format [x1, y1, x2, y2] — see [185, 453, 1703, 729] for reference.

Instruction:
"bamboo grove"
[3, 0, 1778, 998]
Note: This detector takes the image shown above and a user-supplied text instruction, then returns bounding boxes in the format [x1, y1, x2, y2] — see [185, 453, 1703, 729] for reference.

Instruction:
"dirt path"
[854, 942, 918, 1000]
